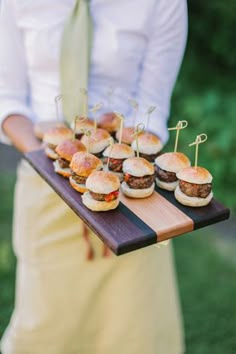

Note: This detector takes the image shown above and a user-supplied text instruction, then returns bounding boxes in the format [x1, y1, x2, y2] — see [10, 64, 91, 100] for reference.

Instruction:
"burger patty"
[71, 172, 87, 185]
[75, 133, 83, 140]
[125, 174, 155, 189]
[155, 165, 178, 183]
[58, 158, 70, 169]
[90, 190, 119, 201]
[103, 158, 125, 172]
[179, 180, 212, 198]
[139, 152, 159, 162]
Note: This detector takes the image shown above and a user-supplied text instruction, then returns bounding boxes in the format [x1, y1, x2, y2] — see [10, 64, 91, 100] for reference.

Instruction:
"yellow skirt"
[1, 160, 184, 354]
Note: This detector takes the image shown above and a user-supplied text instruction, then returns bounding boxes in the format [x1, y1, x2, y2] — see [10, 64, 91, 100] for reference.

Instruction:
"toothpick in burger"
[98, 112, 120, 138]
[122, 157, 155, 198]
[131, 132, 163, 162]
[69, 152, 103, 193]
[115, 127, 135, 145]
[81, 128, 112, 158]
[43, 126, 73, 160]
[82, 171, 120, 211]
[154, 152, 191, 191]
[72, 118, 94, 140]
[53, 140, 86, 178]
[103, 143, 135, 180]
[174, 166, 213, 207]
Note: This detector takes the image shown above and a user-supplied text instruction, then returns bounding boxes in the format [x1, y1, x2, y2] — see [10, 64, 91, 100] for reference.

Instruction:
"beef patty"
[179, 180, 212, 198]
[125, 174, 155, 189]
[155, 165, 178, 183]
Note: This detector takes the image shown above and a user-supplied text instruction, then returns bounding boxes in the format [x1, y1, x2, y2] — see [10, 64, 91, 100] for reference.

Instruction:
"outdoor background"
[0, 1, 236, 353]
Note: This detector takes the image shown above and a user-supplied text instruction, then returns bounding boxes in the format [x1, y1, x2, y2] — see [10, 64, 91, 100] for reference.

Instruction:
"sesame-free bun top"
[34, 121, 66, 140]
[115, 127, 135, 145]
[103, 143, 135, 159]
[72, 118, 94, 133]
[86, 170, 120, 194]
[177, 166, 213, 184]
[70, 152, 103, 177]
[55, 140, 86, 161]
[81, 128, 111, 154]
[43, 126, 73, 145]
[123, 157, 154, 177]
[98, 112, 120, 132]
[131, 132, 163, 154]
[155, 152, 190, 173]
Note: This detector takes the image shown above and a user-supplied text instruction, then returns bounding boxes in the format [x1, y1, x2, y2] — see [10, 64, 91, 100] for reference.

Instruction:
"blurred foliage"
[165, 1, 236, 211]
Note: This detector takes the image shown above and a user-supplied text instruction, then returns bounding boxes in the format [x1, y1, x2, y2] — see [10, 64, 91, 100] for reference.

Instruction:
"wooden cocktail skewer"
[168, 120, 188, 152]
[80, 88, 88, 119]
[54, 94, 63, 124]
[128, 98, 139, 127]
[146, 106, 156, 131]
[89, 102, 103, 131]
[189, 133, 208, 167]
[114, 112, 125, 144]
[132, 123, 145, 158]
[105, 138, 114, 171]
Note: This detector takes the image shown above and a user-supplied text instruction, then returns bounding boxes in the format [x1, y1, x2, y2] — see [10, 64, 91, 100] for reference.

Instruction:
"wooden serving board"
[25, 150, 230, 255]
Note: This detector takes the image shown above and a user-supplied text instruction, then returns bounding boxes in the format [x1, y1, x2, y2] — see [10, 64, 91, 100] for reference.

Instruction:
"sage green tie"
[60, 0, 92, 124]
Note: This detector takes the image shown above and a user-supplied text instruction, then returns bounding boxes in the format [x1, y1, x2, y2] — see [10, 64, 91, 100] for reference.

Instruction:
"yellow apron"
[1, 160, 184, 354]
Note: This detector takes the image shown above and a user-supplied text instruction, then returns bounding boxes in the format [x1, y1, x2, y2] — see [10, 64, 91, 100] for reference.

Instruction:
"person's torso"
[13, 0, 156, 121]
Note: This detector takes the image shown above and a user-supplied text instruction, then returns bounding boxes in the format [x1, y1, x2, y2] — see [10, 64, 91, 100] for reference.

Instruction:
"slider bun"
[69, 176, 87, 194]
[70, 152, 103, 177]
[176, 166, 212, 184]
[155, 152, 190, 173]
[123, 157, 154, 177]
[86, 171, 120, 194]
[43, 126, 73, 145]
[55, 139, 86, 161]
[82, 191, 119, 211]
[115, 127, 135, 145]
[34, 121, 66, 140]
[72, 118, 94, 133]
[98, 112, 120, 132]
[45, 146, 59, 160]
[53, 160, 71, 178]
[131, 132, 163, 154]
[103, 143, 134, 159]
[155, 176, 178, 191]
[175, 185, 213, 207]
[121, 182, 155, 198]
[81, 128, 111, 154]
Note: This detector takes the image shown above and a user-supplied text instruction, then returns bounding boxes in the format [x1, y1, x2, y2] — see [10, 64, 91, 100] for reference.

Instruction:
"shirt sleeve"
[0, 0, 35, 144]
[133, 0, 188, 144]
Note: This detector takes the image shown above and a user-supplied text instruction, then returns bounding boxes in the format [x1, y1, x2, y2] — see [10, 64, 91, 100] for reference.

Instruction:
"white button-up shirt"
[0, 0, 187, 144]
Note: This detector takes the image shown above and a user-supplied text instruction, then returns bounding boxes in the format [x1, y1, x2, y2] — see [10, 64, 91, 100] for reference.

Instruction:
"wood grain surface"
[24, 149, 230, 255]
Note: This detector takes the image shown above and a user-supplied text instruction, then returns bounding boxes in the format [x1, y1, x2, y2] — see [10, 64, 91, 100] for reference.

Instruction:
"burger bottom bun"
[121, 182, 154, 198]
[174, 185, 213, 207]
[155, 177, 178, 191]
[69, 176, 87, 194]
[45, 146, 59, 160]
[53, 160, 71, 178]
[82, 192, 119, 211]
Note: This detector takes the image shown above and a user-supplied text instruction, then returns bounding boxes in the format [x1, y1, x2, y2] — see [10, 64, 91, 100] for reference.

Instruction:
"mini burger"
[131, 132, 163, 162]
[98, 112, 120, 137]
[154, 152, 191, 191]
[175, 166, 213, 207]
[72, 118, 94, 139]
[69, 152, 103, 193]
[43, 126, 73, 160]
[53, 140, 86, 178]
[34, 121, 66, 141]
[82, 171, 120, 211]
[122, 157, 155, 198]
[103, 143, 135, 180]
[81, 128, 112, 158]
[115, 127, 135, 145]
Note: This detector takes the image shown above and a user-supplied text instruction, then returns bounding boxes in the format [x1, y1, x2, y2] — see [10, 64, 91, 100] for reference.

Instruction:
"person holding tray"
[0, 1, 187, 353]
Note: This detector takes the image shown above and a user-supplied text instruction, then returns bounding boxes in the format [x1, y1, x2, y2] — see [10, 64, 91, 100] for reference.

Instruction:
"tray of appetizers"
[25, 116, 230, 255]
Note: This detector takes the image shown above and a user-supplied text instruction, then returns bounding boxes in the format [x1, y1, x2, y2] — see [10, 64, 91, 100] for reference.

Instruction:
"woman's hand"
[2, 115, 41, 153]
